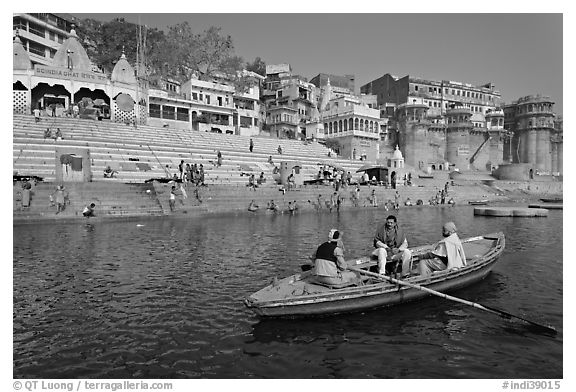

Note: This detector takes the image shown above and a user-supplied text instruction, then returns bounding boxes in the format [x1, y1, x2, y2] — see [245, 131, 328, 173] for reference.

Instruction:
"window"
[199, 93, 203, 101]
[217, 97, 222, 106]
[149, 104, 161, 118]
[162, 105, 175, 120]
[176, 107, 189, 122]
[451, 89, 455, 95]
[206, 95, 210, 105]
[192, 92, 198, 100]
[445, 88, 449, 94]
[277, 91, 283, 98]
[49, 31, 55, 41]
[28, 22, 45, 38]
[414, 85, 419, 91]
[28, 41, 45, 57]
[429, 87, 433, 92]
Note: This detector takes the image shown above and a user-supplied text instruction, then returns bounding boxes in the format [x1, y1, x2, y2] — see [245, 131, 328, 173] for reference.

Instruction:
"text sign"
[34, 65, 109, 83]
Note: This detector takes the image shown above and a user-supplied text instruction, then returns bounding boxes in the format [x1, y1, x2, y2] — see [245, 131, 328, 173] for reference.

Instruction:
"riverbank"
[13, 178, 562, 225]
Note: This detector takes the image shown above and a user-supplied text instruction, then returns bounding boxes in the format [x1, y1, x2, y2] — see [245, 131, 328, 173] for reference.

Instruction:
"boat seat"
[307, 275, 362, 289]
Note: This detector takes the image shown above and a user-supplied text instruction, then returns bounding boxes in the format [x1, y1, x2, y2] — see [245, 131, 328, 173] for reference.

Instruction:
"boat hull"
[245, 233, 504, 318]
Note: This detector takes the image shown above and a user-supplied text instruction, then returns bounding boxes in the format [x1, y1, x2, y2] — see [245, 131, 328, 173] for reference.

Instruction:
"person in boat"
[311, 229, 359, 286]
[372, 215, 413, 277]
[418, 221, 466, 276]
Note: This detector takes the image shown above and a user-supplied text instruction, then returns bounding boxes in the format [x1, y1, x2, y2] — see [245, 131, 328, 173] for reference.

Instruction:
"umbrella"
[356, 164, 387, 173]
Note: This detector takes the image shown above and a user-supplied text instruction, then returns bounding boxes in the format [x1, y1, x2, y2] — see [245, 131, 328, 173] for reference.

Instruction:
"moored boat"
[540, 196, 563, 203]
[468, 200, 489, 205]
[244, 232, 505, 318]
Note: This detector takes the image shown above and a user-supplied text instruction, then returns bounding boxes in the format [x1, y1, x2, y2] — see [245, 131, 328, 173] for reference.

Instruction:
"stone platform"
[474, 207, 549, 217]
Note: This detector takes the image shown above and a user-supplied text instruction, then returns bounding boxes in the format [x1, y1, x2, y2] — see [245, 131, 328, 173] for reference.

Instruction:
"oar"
[349, 266, 557, 335]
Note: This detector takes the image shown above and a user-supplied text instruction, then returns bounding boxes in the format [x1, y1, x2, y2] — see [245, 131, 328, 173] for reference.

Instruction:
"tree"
[76, 18, 166, 76]
[246, 57, 266, 77]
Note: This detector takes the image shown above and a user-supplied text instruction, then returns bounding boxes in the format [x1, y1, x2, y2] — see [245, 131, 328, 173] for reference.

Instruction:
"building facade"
[503, 95, 558, 174]
[361, 74, 509, 172]
[13, 13, 76, 67]
[320, 93, 382, 161]
[261, 64, 317, 139]
[13, 30, 147, 125]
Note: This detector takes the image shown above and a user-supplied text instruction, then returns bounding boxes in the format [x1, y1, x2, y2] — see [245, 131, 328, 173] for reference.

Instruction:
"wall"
[54, 147, 92, 182]
[493, 163, 531, 180]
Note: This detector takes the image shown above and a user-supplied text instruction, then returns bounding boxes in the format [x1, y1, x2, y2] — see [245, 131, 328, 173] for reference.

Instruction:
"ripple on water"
[13, 208, 562, 378]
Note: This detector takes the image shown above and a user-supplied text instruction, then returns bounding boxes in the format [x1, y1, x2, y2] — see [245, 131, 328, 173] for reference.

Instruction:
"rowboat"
[244, 232, 505, 318]
[468, 200, 489, 205]
[540, 196, 562, 203]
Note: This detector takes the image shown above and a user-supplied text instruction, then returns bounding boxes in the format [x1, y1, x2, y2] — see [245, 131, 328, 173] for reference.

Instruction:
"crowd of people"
[172, 160, 206, 187]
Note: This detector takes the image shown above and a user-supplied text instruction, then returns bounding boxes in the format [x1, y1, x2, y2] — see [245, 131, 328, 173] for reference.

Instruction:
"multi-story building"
[503, 95, 557, 174]
[310, 73, 355, 92]
[13, 13, 76, 67]
[148, 76, 262, 135]
[360, 73, 506, 171]
[361, 74, 501, 123]
[320, 81, 382, 161]
[261, 64, 317, 139]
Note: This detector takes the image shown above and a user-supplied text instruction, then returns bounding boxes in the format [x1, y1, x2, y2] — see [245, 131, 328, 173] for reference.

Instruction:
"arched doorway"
[31, 83, 70, 115]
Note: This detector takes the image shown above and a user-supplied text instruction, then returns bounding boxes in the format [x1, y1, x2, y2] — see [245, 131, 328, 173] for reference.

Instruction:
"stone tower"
[445, 104, 473, 171]
[515, 95, 555, 172]
[396, 102, 431, 170]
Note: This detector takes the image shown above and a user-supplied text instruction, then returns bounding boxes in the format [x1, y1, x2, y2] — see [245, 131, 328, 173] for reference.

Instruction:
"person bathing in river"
[311, 229, 359, 286]
[418, 222, 466, 276]
[372, 215, 413, 277]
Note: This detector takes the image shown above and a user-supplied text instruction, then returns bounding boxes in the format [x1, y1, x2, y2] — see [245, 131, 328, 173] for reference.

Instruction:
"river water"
[13, 205, 562, 379]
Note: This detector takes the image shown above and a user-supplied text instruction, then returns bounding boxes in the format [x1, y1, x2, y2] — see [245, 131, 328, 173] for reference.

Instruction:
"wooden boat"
[540, 196, 563, 203]
[244, 232, 505, 318]
[468, 200, 489, 205]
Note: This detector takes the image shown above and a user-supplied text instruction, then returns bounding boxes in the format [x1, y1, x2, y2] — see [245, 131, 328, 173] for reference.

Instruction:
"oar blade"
[481, 304, 557, 335]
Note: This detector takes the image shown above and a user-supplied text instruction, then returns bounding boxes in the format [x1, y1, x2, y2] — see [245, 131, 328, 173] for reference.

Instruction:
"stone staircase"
[13, 181, 164, 220]
[13, 114, 367, 186]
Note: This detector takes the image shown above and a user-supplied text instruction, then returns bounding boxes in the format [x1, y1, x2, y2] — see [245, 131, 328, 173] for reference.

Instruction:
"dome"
[13, 34, 32, 70]
[392, 145, 404, 160]
[111, 50, 136, 84]
[52, 27, 93, 71]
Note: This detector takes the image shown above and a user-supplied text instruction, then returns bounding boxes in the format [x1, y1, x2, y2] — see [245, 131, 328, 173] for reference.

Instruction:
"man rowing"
[418, 222, 466, 276]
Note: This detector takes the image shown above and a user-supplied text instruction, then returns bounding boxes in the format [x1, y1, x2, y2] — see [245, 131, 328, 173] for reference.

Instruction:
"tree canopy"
[75, 18, 260, 91]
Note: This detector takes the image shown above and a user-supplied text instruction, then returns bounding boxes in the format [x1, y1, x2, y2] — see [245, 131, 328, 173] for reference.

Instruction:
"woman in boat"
[418, 222, 466, 276]
[311, 229, 358, 286]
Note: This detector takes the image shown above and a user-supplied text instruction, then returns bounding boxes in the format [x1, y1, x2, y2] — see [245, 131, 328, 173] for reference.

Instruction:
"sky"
[72, 12, 564, 114]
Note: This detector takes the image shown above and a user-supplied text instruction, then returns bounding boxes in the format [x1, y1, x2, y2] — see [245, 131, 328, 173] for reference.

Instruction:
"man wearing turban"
[418, 222, 467, 276]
